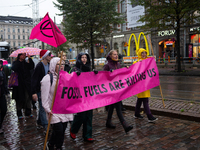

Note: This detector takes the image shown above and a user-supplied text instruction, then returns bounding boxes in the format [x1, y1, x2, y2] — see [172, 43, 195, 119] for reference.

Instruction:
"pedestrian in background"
[41, 57, 73, 150]
[0, 60, 9, 134]
[58, 51, 71, 73]
[11, 53, 34, 119]
[70, 52, 97, 142]
[31, 50, 51, 133]
[133, 48, 158, 122]
[103, 50, 133, 133]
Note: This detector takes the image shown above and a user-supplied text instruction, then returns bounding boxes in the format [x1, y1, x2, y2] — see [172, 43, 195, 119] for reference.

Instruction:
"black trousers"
[107, 101, 125, 124]
[49, 122, 68, 149]
[0, 95, 7, 128]
[71, 110, 93, 139]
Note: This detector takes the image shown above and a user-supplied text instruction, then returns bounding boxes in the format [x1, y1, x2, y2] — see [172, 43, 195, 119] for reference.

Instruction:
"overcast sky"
[0, 0, 63, 24]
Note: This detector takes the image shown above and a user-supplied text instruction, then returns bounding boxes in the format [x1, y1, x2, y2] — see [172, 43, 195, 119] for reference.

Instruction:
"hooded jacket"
[73, 52, 91, 72]
[133, 48, 150, 98]
[41, 57, 73, 124]
[103, 52, 121, 71]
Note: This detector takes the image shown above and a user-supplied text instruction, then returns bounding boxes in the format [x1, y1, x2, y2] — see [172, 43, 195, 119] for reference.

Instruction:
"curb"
[124, 104, 200, 123]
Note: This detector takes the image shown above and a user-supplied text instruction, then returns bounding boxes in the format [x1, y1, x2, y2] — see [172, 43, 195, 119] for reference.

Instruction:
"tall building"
[0, 16, 34, 52]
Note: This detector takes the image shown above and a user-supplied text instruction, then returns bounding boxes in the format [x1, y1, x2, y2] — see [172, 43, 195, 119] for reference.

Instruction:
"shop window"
[114, 43, 119, 50]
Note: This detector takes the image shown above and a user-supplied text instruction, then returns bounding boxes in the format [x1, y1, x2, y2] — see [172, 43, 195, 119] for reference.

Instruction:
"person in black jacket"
[31, 50, 51, 132]
[70, 52, 97, 143]
[11, 53, 34, 119]
[0, 60, 9, 134]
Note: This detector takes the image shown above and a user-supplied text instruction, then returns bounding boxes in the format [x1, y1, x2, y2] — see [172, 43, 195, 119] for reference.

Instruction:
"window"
[23, 35, 25, 40]
[121, 0, 126, 13]
[23, 29, 25, 33]
[8, 35, 10, 39]
[121, 23, 126, 31]
[18, 42, 20, 46]
[27, 35, 29, 39]
[13, 42, 16, 47]
[13, 35, 15, 39]
[13, 28, 15, 33]
[1, 35, 3, 39]
[18, 28, 20, 33]
[18, 35, 20, 39]
[8, 28, 10, 32]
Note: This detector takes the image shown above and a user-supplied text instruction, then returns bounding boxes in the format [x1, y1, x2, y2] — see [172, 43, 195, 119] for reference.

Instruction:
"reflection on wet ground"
[151, 76, 200, 102]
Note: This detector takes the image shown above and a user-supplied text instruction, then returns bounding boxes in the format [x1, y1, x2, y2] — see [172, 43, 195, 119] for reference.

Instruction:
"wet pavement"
[1, 97, 200, 150]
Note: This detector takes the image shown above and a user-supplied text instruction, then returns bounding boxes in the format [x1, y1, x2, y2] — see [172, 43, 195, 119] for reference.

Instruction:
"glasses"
[56, 64, 65, 66]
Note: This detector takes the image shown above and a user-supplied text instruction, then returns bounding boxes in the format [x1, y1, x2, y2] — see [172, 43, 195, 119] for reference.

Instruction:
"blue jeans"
[37, 92, 48, 129]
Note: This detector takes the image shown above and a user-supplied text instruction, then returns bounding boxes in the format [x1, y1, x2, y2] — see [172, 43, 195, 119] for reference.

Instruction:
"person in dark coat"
[70, 52, 97, 142]
[11, 53, 34, 119]
[103, 50, 133, 133]
[31, 50, 51, 132]
[0, 60, 9, 134]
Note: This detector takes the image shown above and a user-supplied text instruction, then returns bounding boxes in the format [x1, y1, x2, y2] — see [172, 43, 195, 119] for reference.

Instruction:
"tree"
[52, 40, 70, 56]
[131, 0, 200, 72]
[54, 0, 125, 69]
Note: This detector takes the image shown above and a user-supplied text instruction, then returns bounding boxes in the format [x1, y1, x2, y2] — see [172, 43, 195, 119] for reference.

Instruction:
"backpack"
[49, 73, 53, 86]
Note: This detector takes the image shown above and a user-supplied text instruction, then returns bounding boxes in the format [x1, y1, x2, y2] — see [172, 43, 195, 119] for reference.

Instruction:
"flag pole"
[43, 50, 63, 150]
[147, 35, 165, 108]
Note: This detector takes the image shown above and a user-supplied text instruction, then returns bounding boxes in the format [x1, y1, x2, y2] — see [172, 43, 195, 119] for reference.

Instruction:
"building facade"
[0, 16, 34, 52]
[68, 0, 200, 60]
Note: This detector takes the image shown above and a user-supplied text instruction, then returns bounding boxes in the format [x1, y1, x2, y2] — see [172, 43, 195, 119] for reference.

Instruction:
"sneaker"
[70, 128, 76, 139]
[134, 115, 143, 119]
[148, 117, 158, 123]
[121, 107, 126, 111]
[46, 142, 54, 150]
[18, 116, 24, 119]
[0, 128, 3, 134]
[84, 138, 94, 143]
[29, 114, 34, 118]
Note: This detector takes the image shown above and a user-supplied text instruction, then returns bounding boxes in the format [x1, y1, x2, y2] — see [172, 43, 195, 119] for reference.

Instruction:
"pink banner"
[52, 57, 160, 114]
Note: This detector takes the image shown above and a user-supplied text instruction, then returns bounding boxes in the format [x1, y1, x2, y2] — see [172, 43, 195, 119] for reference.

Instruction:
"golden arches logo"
[127, 32, 149, 56]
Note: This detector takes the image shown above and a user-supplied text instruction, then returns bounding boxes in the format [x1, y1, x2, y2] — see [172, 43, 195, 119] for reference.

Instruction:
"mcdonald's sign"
[127, 32, 149, 56]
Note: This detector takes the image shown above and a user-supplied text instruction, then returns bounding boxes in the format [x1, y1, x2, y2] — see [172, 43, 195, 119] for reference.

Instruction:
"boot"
[122, 121, 133, 133]
[106, 119, 116, 129]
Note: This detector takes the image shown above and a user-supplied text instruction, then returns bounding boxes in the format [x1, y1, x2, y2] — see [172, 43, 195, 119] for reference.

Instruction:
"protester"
[41, 57, 73, 150]
[133, 48, 158, 122]
[58, 51, 71, 73]
[11, 53, 34, 119]
[0, 60, 9, 134]
[103, 50, 133, 133]
[31, 50, 51, 133]
[70, 52, 97, 142]
[104, 52, 126, 112]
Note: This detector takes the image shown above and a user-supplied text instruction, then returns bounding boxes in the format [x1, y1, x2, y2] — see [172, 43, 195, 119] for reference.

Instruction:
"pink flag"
[52, 57, 160, 114]
[30, 13, 67, 47]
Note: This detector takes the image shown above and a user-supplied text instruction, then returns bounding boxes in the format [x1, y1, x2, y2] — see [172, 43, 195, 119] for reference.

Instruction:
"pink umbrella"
[9, 47, 41, 57]
[0, 59, 8, 65]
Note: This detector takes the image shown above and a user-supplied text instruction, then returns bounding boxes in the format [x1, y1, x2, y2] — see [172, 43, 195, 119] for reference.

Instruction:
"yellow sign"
[127, 32, 149, 56]
[100, 48, 104, 53]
